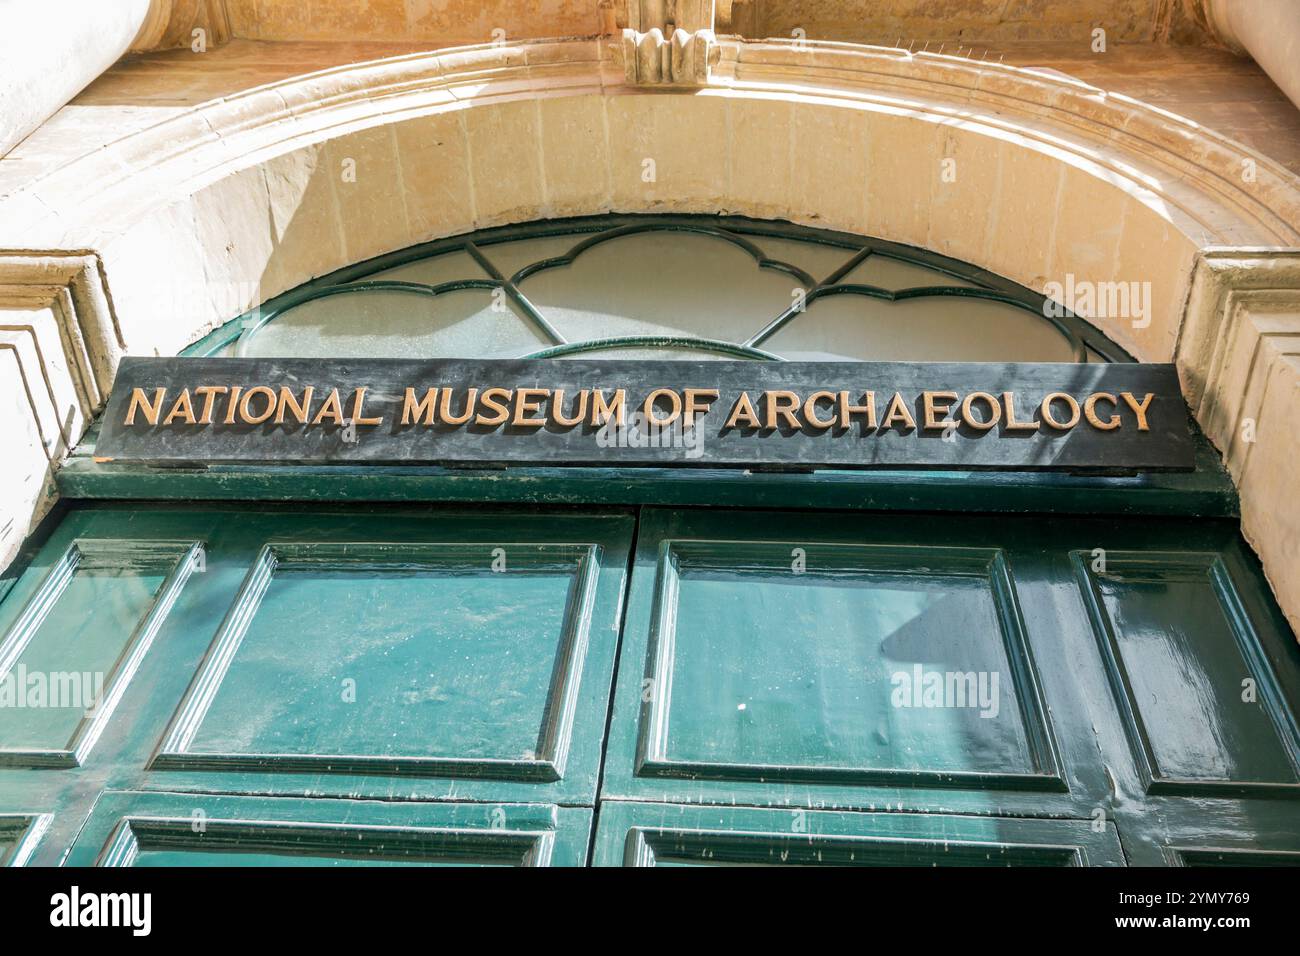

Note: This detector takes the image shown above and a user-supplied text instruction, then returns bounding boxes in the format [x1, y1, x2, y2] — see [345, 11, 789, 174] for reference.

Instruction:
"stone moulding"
[1179, 250, 1300, 420]
[716, 39, 1300, 245]
[0, 252, 120, 407]
[619, 28, 718, 85]
[2, 37, 1296, 247]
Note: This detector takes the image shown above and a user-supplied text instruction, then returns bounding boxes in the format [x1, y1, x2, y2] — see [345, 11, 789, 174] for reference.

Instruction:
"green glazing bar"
[464, 241, 566, 345]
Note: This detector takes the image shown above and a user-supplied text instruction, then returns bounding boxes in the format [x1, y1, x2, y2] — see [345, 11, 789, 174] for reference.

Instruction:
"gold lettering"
[512, 387, 549, 427]
[164, 388, 197, 425]
[1084, 392, 1120, 430]
[475, 387, 512, 426]
[276, 386, 314, 425]
[725, 392, 761, 429]
[764, 390, 801, 429]
[312, 388, 345, 425]
[224, 386, 243, 424]
[591, 389, 625, 427]
[125, 387, 166, 425]
[882, 392, 916, 431]
[349, 387, 383, 426]
[401, 387, 438, 425]
[644, 388, 682, 427]
[1120, 391, 1153, 431]
[238, 385, 277, 425]
[803, 391, 838, 429]
[193, 386, 228, 424]
[550, 389, 588, 428]
[1041, 392, 1081, 430]
[439, 388, 478, 425]
[923, 390, 958, 430]
[683, 388, 719, 428]
[960, 392, 1001, 431]
[1002, 391, 1039, 431]
[837, 391, 877, 429]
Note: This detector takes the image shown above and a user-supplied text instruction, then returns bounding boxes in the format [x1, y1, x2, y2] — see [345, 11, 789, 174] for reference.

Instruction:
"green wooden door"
[593, 508, 1300, 866]
[0, 503, 631, 866]
[0, 502, 1297, 866]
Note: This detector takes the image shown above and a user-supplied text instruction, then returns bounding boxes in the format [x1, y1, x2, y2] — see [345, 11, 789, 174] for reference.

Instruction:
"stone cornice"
[1179, 249, 1300, 405]
[0, 251, 121, 403]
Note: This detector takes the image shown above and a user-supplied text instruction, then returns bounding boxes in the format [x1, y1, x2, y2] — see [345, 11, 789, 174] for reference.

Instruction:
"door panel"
[1073, 550, 1300, 796]
[602, 508, 1091, 818]
[0, 539, 200, 767]
[154, 540, 603, 783]
[65, 793, 590, 867]
[638, 540, 1053, 784]
[144, 509, 629, 806]
[591, 801, 1125, 866]
[1115, 794, 1300, 865]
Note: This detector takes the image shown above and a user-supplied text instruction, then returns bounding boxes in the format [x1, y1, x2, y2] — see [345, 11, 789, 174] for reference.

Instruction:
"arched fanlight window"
[188, 216, 1132, 364]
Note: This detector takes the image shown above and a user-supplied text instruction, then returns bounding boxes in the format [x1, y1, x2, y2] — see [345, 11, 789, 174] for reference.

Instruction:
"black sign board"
[95, 357, 1195, 472]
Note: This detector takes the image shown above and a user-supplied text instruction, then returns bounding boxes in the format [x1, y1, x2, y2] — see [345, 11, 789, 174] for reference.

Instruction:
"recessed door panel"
[65, 792, 590, 867]
[0, 814, 49, 866]
[603, 509, 1071, 815]
[1074, 551, 1300, 795]
[136, 509, 632, 806]
[0, 539, 200, 767]
[645, 540, 1041, 778]
[156, 541, 602, 782]
[592, 801, 1124, 866]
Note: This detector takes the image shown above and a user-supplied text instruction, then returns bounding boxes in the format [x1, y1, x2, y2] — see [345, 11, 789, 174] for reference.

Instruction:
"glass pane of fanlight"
[352, 249, 488, 286]
[743, 235, 859, 282]
[474, 234, 582, 280]
[516, 231, 809, 345]
[837, 254, 981, 290]
[763, 294, 1078, 363]
[239, 288, 549, 359]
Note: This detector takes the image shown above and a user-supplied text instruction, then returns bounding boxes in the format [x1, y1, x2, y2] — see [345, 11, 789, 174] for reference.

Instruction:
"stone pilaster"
[0, 253, 118, 569]
[1179, 250, 1300, 634]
